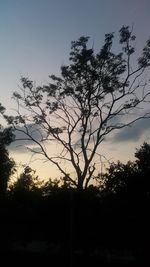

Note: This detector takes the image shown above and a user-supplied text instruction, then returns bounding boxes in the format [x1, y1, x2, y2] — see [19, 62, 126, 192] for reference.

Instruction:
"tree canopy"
[0, 104, 16, 197]
[102, 142, 150, 199]
[4, 26, 150, 190]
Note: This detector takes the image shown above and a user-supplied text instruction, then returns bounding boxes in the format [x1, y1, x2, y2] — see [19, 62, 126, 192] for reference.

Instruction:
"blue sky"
[1, 0, 150, 104]
[0, 0, 150, 178]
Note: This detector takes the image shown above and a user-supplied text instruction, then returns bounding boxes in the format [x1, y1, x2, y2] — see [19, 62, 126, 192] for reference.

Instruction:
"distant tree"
[101, 160, 137, 195]
[11, 166, 41, 196]
[40, 177, 60, 196]
[0, 145, 15, 198]
[135, 142, 150, 196]
[4, 26, 150, 190]
[102, 142, 150, 198]
[0, 103, 15, 146]
[0, 103, 16, 198]
[0, 103, 5, 119]
[135, 142, 150, 173]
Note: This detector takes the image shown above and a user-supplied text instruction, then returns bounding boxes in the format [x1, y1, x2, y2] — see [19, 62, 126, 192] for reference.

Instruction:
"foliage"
[4, 26, 150, 189]
[39, 177, 60, 196]
[11, 166, 42, 196]
[135, 142, 150, 172]
[135, 142, 150, 196]
[0, 103, 5, 118]
[102, 160, 137, 194]
[0, 144, 15, 198]
[0, 103, 15, 146]
[0, 104, 16, 197]
[102, 142, 150, 198]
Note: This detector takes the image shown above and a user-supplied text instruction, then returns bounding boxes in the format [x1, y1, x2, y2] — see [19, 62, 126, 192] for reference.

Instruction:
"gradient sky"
[0, 0, 150, 179]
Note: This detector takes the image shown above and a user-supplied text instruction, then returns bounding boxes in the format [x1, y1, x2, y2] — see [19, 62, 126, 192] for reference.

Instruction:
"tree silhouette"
[0, 103, 16, 198]
[101, 160, 137, 195]
[102, 142, 150, 199]
[4, 26, 150, 190]
[135, 142, 150, 173]
[0, 145, 15, 198]
[11, 166, 41, 197]
[135, 142, 150, 197]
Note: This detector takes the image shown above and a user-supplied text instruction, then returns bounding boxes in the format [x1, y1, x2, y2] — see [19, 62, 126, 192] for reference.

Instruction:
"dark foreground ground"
[0, 191, 149, 266]
[0, 246, 147, 266]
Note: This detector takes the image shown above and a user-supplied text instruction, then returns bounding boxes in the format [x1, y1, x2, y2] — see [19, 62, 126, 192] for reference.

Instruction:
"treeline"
[1, 140, 150, 202]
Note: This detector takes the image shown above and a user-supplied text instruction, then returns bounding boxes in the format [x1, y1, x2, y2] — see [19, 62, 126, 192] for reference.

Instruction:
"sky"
[0, 0, 150, 180]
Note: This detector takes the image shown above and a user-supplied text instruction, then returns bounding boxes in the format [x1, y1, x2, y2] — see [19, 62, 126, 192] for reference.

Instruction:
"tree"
[135, 142, 150, 196]
[0, 145, 15, 198]
[11, 166, 41, 195]
[4, 26, 150, 190]
[101, 160, 137, 195]
[102, 142, 150, 198]
[135, 142, 150, 173]
[0, 103, 15, 146]
[0, 103, 16, 197]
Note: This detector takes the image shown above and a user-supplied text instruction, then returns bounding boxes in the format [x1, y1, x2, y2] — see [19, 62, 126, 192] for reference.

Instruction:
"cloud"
[112, 118, 150, 143]
[7, 115, 150, 154]
[8, 124, 43, 153]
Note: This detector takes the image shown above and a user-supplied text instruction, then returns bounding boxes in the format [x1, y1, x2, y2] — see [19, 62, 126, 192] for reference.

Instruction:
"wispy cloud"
[8, 124, 43, 153]
[112, 118, 150, 143]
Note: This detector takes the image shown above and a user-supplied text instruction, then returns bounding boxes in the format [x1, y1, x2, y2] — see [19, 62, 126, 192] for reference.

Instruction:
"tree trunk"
[77, 177, 84, 191]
